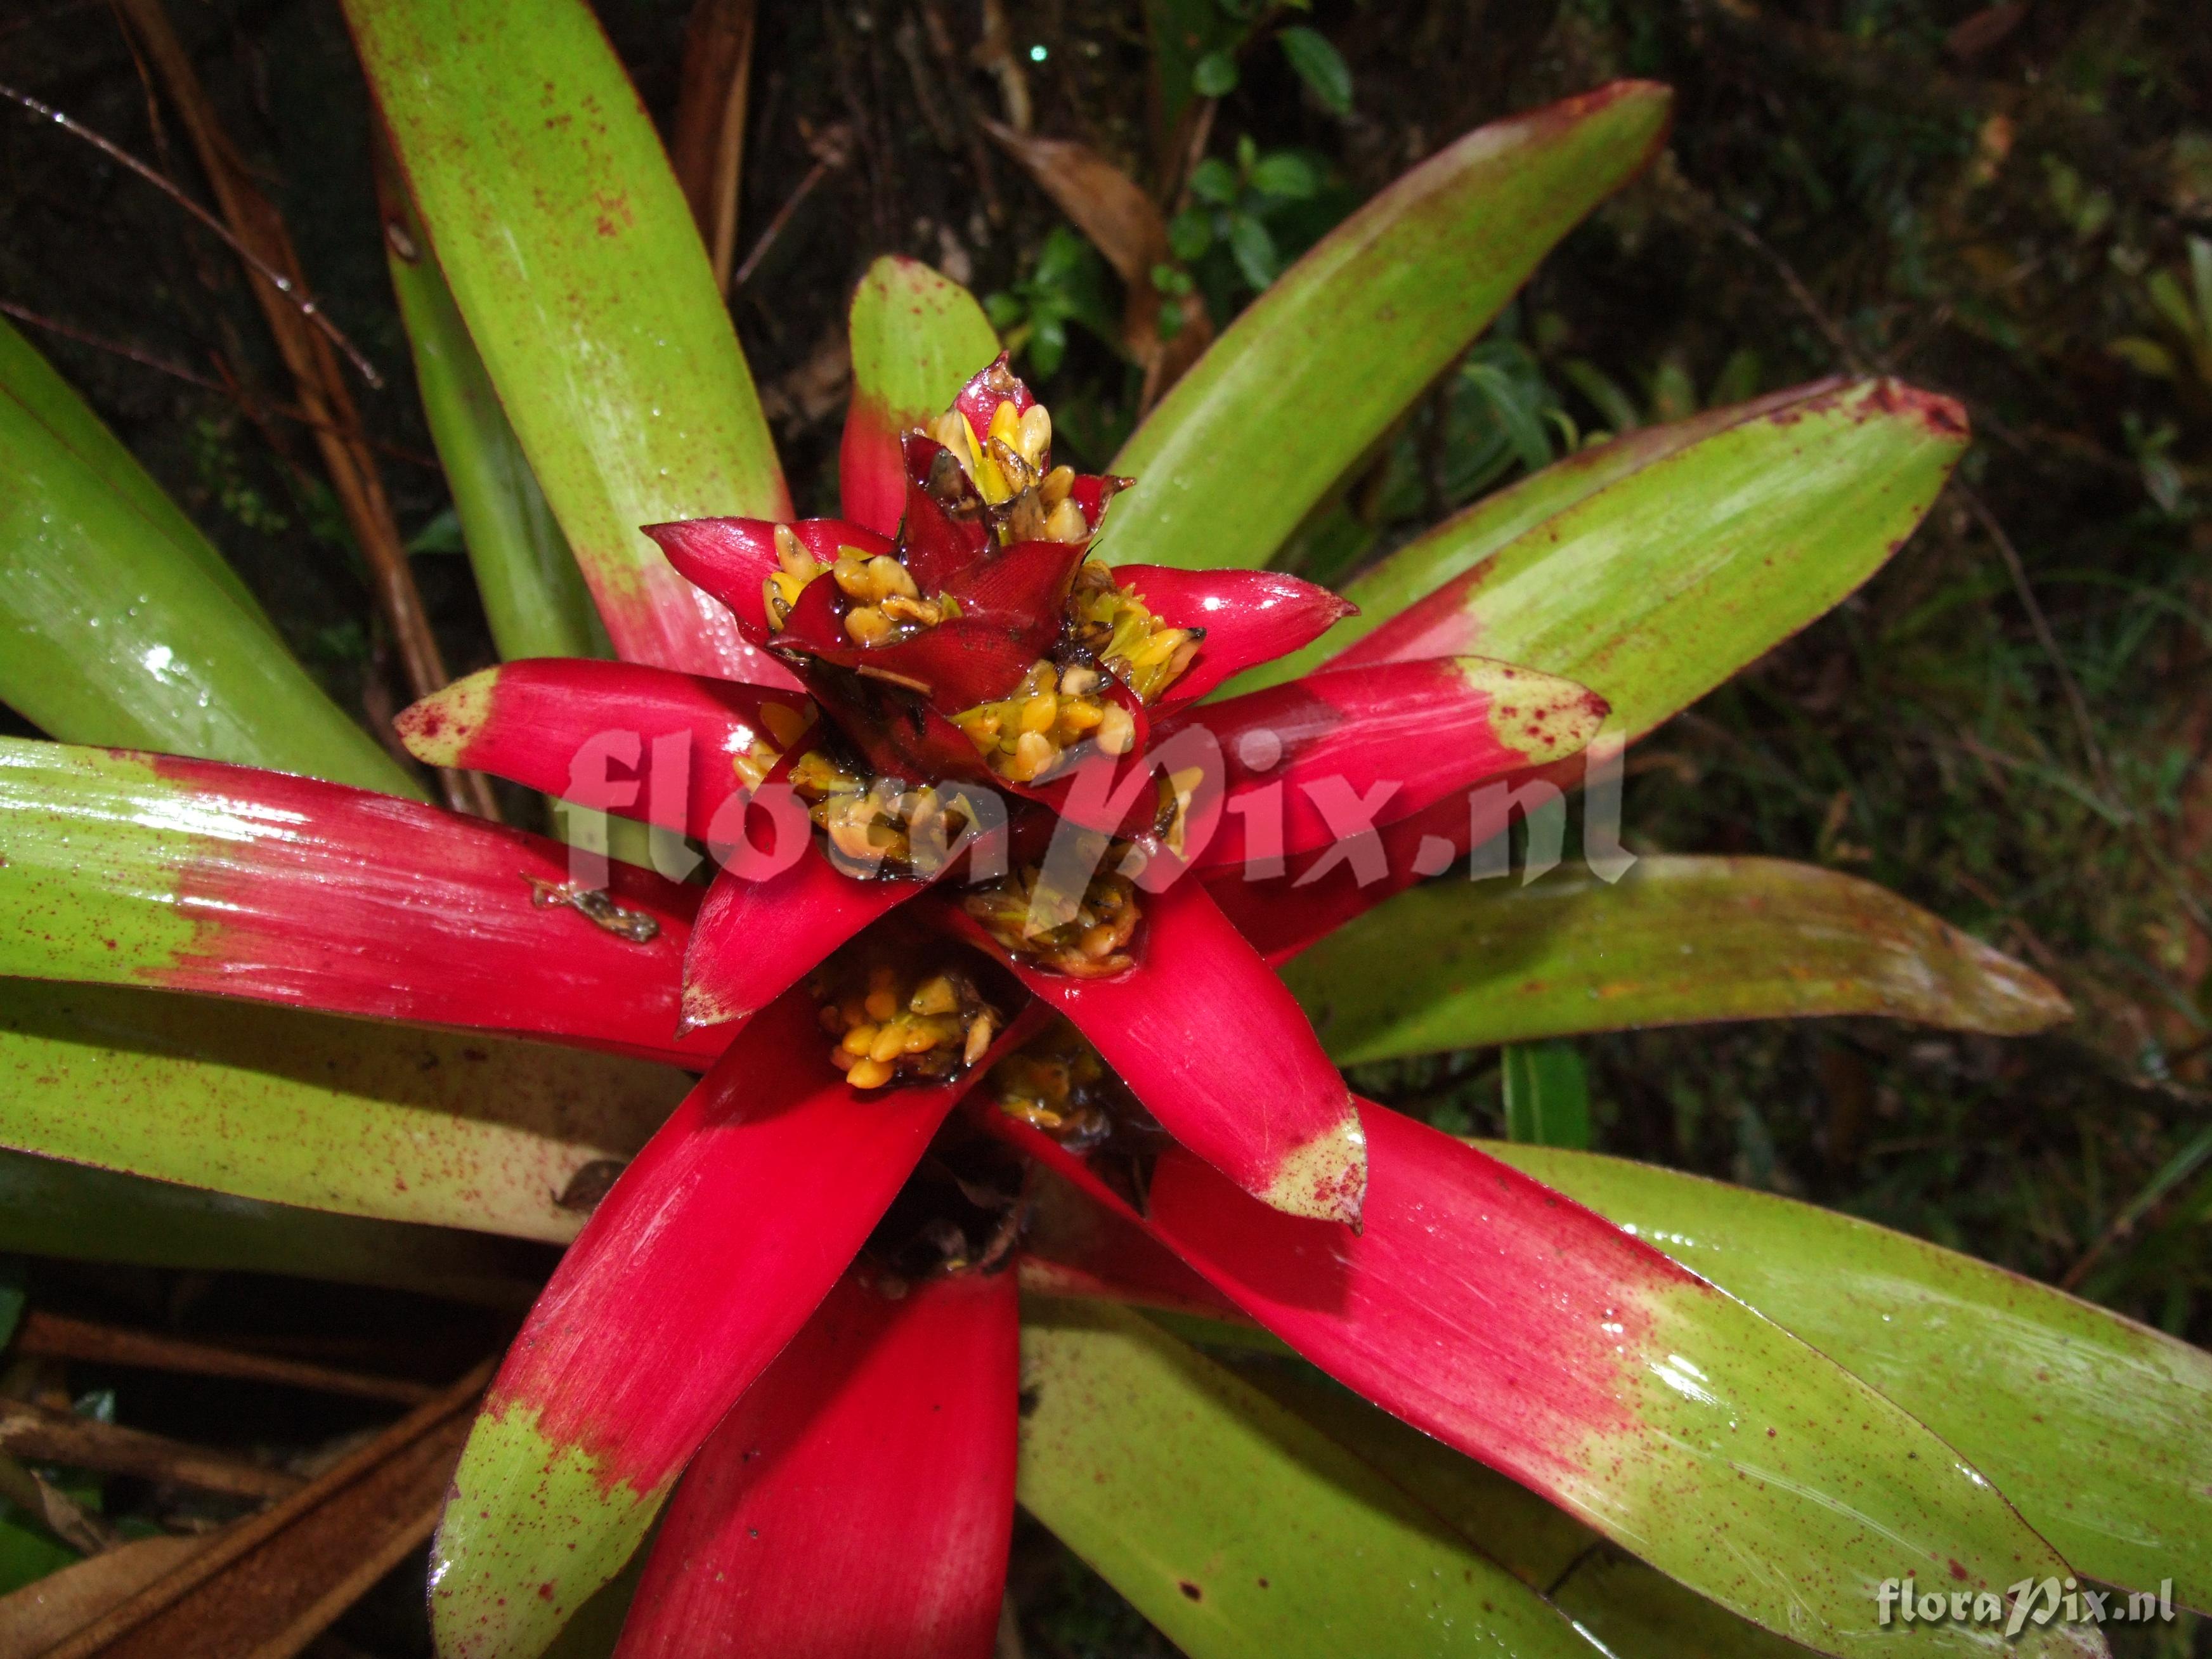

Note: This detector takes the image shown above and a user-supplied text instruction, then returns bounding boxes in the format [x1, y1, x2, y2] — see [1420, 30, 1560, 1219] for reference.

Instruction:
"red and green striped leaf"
[1285, 856, 2069, 1063]
[841, 257, 1002, 538]
[614, 1270, 1016, 1659]
[0, 739, 719, 1067]
[998, 1107, 2099, 1659]
[431, 995, 1027, 1658]
[347, 0, 791, 681]
[1104, 83, 1672, 573]
[1494, 1142, 2212, 1610]
[1211, 377, 1972, 960]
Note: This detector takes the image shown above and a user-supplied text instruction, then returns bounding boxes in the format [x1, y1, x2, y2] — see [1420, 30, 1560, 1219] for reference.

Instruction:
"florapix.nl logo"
[1877, 1575, 2178, 1636]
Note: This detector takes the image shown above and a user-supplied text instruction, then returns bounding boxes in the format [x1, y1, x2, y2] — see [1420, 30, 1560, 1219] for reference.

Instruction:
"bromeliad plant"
[1, 4, 2207, 1657]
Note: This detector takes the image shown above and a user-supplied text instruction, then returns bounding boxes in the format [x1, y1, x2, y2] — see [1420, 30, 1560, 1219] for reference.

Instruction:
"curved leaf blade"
[0, 1145, 547, 1304]
[0, 980, 684, 1241]
[842, 257, 1001, 537]
[382, 175, 609, 664]
[1287, 856, 2070, 1064]
[1135, 1107, 2101, 1659]
[1231, 381, 1846, 692]
[0, 739, 720, 1067]
[1017, 1296, 1600, 1659]
[1104, 82, 1671, 573]
[0, 327, 419, 798]
[348, 0, 792, 681]
[1493, 1143, 2212, 1610]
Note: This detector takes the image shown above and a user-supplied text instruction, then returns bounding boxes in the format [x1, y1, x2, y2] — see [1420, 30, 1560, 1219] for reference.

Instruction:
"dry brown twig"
[670, 0, 757, 294]
[16, 1312, 438, 1407]
[34, 1359, 495, 1659]
[111, 0, 498, 819]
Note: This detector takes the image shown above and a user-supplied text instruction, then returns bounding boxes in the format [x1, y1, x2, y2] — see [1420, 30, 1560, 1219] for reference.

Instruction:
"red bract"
[363, 354, 1658, 1650]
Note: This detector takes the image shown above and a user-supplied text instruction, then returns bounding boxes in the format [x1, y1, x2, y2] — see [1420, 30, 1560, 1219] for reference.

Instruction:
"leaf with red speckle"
[842, 260, 1003, 539]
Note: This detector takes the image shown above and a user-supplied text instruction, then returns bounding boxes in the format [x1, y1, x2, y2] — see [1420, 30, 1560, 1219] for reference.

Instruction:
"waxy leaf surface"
[432, 994, 1020, 1658]
[842, 257, 1003, 538]
[0, 979, 684, 1240]
[384, 183, 609, 663]
[1233, 382, 1855, 691]
[1495, 1143, 2212, 1610]
[1287, 856, 2069, 1064]
[1007, 1107, 2102, 1659]
[615, 1271, 1016, 1659]
[348, 0, 791, 681]
[1017, 1297, 1598, 1659]
[0, 739, 720, 1067]
[0, 1143, 547, 1305]
[1105, 82, 1670, 573]
[0, 326, 417, 797]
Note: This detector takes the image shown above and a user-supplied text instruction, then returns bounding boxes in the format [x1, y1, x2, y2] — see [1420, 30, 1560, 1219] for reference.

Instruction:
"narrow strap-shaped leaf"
[1501, 1041, 1591, 1148]
[0, 979, 685, 1242]
[1286, 856, 2069, 1064]
[1231, 382, 1848, 691]
[0, 739, 720, 1067]
[1330, 379, 1969, 720]
[1145, 1108, 2099, 1659]
[842, 257, 1003, 538]
[348, 0, 792, 681]
[382, 174, 609, 663]
[615, 1270, 1016, 1659]
[1103, 83, 1671, 573]
[1180, 657, 1606, 869]
[939, 882, 1365, 1223]
[1017, 1296, 1601, 1659]
[1209, 378, 1972, 960]
[0, 332, 419, 798]
[998, 1106, 2100, 1659]
[681, 844, 937, 1031]
[397, 658, 809, 843]
[431, 994, 1030, 1659]
[0, 1143, 547, 1306]
[0, 318, 263, 623]
[1493, 1142, 2212, 1610]
[1254, 1370, 1807, 1659]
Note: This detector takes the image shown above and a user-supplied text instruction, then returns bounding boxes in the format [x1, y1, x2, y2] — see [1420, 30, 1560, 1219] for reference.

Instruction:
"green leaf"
[1107, 82, 1670, 572]
[1288, 857, 2071, 1065]
[1500, 1041, 1590, 1148]
[847, 256, 1003, 435]
[1235, 377, 1969, 696]
[384, 176, 609, 663]
[348, 0, 789, 677]
[0, 1146, 544, 1304]
[1017, 1298, 1598, 1658]
[1278, 27, 1353, 115]
[1249, 1370, 1806, 1659]
[1192, 49, 1240, 96]
[0, 979, 685, 1241]
[0, 320, 261, 625]
[1189, 157, 1240, 205]
[1492, 1142, 2212, 1606]
[0, 323, 420, 798]
[1226, 213, 1280, 290]
[1249, 151, 1320, 201]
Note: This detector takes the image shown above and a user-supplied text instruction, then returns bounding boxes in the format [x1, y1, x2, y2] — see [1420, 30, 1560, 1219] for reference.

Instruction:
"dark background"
[1, 1, 2207, 1651]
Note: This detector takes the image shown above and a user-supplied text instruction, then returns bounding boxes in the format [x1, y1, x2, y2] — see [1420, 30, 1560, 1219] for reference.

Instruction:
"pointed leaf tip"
[1259, 1099, 1368, 1225]
[393, 667, 498, 769]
